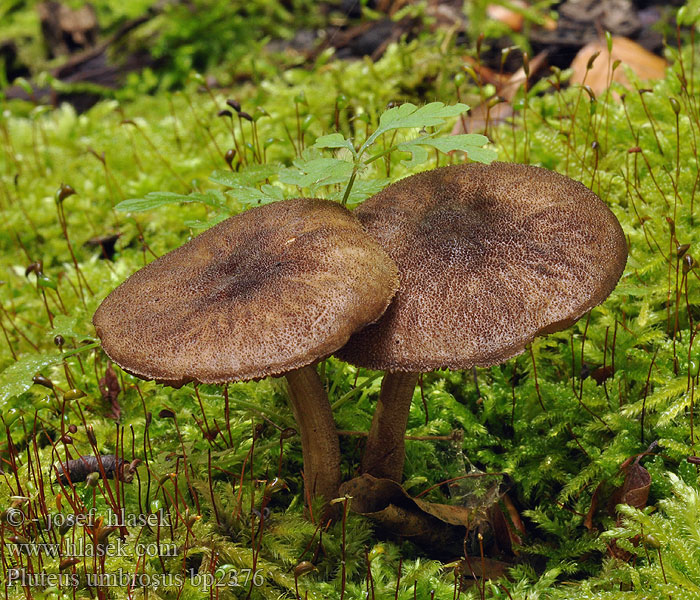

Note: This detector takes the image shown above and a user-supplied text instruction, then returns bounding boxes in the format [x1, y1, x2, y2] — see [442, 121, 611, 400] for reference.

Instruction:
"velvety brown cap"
[337, 162, 628, 371]
[93, 198, 399, 386]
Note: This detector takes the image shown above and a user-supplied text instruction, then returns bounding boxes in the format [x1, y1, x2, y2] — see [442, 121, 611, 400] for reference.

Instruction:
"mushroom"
[337, 162, 628, 482]
[93, 197, 398, 509]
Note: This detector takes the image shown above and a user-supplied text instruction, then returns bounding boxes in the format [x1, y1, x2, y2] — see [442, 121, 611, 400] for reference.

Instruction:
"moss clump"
[2, 5, 700, 598]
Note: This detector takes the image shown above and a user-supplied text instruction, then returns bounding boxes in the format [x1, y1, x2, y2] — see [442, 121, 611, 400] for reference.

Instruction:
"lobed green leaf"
[115, 190, 228, 212]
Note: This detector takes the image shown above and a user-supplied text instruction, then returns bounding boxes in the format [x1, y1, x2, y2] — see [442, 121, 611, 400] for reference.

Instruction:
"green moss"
[2, 4, 700, 598]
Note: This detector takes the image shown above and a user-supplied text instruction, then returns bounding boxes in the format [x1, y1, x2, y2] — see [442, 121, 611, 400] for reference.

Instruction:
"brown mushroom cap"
[93, 198, 399, 385]
[337, 162, 628, 372]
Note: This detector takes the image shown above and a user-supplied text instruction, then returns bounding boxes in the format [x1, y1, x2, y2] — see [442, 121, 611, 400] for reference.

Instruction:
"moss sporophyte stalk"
[1, 7, 700, 597]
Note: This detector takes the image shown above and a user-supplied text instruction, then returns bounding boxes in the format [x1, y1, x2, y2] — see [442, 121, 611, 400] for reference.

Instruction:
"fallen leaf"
[340, 474, 479, 558]
[606, 453, 652, 560]
[591, 365, 614, 385]
[610, 456, 651, 513]
[569, 36, 667, 96]
[340, 474, 516, 560]
[451, 51, 549, 135]
[487, 2, 526, 32]
[84, 233, 121, 260]
[100, 363, 121, 421]
[456, 556, 513, 582]
[501, 492, 526, 546]
[584, 481, 604, 531]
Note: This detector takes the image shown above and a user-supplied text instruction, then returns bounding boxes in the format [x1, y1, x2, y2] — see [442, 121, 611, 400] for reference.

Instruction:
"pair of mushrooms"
[93, 162, 627, 513]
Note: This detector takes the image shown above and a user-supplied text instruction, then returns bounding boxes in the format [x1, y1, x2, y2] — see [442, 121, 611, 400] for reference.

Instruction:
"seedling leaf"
[226, 184, 285, 207]
[0, 354, 62, 405]
[378, 102, 470, 132]
[362, 102, 470, 151]
[50, 314, 97, 343]
[279, 157, 354, 190]
[209, 164, 279, 188]
[329, 177, 390, 207]
[116, 190, 228, 212]
[313, 133, 355, 153]
[397, 134, 497, 167]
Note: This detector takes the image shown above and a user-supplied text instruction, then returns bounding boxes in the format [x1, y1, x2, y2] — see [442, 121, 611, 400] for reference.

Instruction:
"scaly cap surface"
[337, 162, 627, 371]
[94, 198, 399, 385]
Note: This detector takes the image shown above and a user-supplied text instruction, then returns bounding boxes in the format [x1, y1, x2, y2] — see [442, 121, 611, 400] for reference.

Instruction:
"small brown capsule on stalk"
[9, 535, 29, 548]
[587, 51, 601, 71]
[25, 261, 43, 277]
[59, 514, 75, 536]
[226, 99, 241, 112]
[96, 525, 118, 544]
[184, 508, 201, 528]
[60, 557, 81, 571]
[677, 243, 691, 258]
[476, 32, 484, 55]
[158, 472, 176, 487]
[293, 561, 316, 578]
[64, 389, 86, 401]
[683, 254, 695, 274]
[159, 408, 176, 419]
[56, 183, 76, 203]
[86, 426, 97, 446]
[264, 477, 287, 498]
[54, 335, 65, 349]
[33, 374, 53, 389]
[670, 97, 681, 115]
[280, 427, 297, 440]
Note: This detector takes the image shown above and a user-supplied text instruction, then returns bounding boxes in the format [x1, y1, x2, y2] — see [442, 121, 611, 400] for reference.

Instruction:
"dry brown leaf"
[607, 454, 652, 560]
[488, 503, 513, 554]
[584, 481, 604, 531]
[610, 457, 651, 513]
[586, 448, 654, 539]
[591, 365, 614, 385]
[340, 474, 483, 558]
[569, 36, 667, 96]
[487, 1, 527, 32]
[487, 1, 557, 32]
[501, 492, 526, 547]
[99, 363, 121, 421]
[452, 51, 549, 135]
[457, 556, 513, 583]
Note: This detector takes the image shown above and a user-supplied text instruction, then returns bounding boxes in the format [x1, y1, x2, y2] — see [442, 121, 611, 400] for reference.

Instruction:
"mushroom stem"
[285, 365, 342, 514]
[361, 371, 420, 482]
